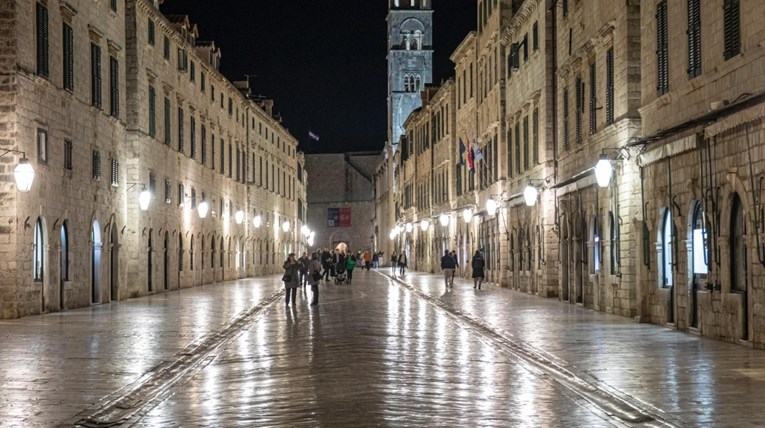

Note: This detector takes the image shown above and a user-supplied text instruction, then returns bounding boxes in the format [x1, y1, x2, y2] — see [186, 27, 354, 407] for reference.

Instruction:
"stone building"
[380, 0, 765, 348]
[305, 152, 379, 254]
[0, 0, 305, 319]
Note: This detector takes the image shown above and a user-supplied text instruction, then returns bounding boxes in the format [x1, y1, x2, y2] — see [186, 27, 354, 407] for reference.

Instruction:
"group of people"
[440, 250, 485, 290]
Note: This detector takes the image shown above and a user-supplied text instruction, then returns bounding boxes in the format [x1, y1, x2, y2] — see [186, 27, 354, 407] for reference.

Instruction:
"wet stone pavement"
[1, 270, 765, 426]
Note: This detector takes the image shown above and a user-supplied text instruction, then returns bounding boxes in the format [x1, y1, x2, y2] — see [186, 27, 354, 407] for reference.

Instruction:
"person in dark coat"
[471, 250, 485, 290]
[306, 252, 323, 306]
[391, 251, 398, 276]
[283, 253, 300, 305]
[397, 252, 408, 276]
[298, 252, 310, 287]
[321, 249, 332, 280]
[440, 250, 457, 289]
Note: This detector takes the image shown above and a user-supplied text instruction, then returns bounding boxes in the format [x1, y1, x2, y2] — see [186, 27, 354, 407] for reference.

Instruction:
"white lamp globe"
[138, 189, 152, 211]
[13, 158, 35, 192]
[439, 213, 450, 227]
[463, 208, 473, 223]
[486, 198, 498, 217]
[197, 200, 209, 219]
[523, 185, 538, 207]
[282, 221, 290, 232]
[301, 225, 310, 237]
[253, 215, 262, 228]
[595, 155, 613, 188]
[420, 219, 430, 231]
[234, 210, 245, 224]
[405, 223, 413, 233]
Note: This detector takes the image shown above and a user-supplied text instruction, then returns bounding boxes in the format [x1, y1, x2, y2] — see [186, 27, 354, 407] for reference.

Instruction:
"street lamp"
[197, 200, 209, 219]
[439, 213, 450, 227]
[523, 184, 539, 207]
[405, 223, 413, 233]
[595, 154, 613, 188]
[13, 156, 35, 192]
[253, 215, 262, 228]
[420, 219, 429, 231]
[463, 208, 473, 223]
[138, 187, 152, 211]
[301, 224, 310, 237]
[234, 210, 245, 225]
[282, 221, 290, 232]
[486, 198, 498, 217]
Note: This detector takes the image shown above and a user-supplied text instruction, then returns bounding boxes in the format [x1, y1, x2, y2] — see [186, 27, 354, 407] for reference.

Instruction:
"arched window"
[414, 74, 421, 92]
[591, 217, 600, 274]
[526, 227, 532, 271]
[609, 212, 618, 275]
[661, 209, 673, 287]
[210, 235, 215, 268]
[190, 236, 194, 270]
[691, 202, 708, 275]
[235, 239, 241, 269]
[517, 228, 524, 271]
[201, 235, 205, 270]
[60, 222, 69, 281]
[730, 194, 747, 292]
[219, 238, 224, 268]
[404, 74, 412, 92]
[34, 218, 44, 282]
[414, 30, 422, 50]
[178, 234, 184, 272]
[509, 235, 515, 271]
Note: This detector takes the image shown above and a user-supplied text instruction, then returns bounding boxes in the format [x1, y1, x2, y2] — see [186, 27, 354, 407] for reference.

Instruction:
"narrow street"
[1, 270, 764, 427]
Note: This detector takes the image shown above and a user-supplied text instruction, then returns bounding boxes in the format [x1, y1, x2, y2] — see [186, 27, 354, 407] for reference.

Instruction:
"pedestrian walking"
[450, 250, 459, 286]
[298, 252, 310, 287]
[346, 255, 357, 284]
[397, 251, 408, 276]
[372, 252, 379, 269]
[363, 250, 372, 271]
[306, 252, 323, 306]
[440, 250, 457, 289]
[282, 253, 300, 305]
[471, 250, 485, 290]
[391, 251, 398, 276]
[321, 248, 332, 281]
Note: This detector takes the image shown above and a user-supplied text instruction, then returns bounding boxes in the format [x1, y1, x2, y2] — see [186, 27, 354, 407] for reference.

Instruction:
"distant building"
[305, 153, 380, 253]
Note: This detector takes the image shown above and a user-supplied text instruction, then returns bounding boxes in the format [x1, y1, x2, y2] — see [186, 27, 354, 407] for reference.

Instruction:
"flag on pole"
[471, 139, 483, 162]
[308, 131, 320, 142]
[458, 138, 466, 165]
[467, 145, 475, 173]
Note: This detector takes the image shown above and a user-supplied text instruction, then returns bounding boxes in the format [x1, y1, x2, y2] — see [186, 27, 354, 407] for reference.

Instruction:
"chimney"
[263, 99, 274, 116]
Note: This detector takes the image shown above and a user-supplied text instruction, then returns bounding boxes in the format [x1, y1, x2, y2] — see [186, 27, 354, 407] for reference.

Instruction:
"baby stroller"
[334, 263, 347, 284]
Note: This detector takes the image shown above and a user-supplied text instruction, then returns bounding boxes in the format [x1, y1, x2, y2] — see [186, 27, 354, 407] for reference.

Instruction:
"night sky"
[160, 1, 477, 154]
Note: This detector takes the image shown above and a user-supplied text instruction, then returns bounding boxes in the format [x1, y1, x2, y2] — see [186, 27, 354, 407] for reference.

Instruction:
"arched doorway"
[60, 221, 69, 310]
[34, 217, 47, 311]
[163, 231, 169, 290]
[689, 202, 708, 329]
[730, 193, 748, 340]
[110, 222, 119, 301]
[148, 229, 154, 293]
[660, 208, 674, 324]
[177, 233, 184, 288]
[91, 220, 102, 304]
[560, 215, 570, 302]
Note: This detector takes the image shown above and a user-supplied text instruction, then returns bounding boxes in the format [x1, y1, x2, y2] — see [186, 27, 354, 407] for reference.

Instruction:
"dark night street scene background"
[161, 0, 477, 153]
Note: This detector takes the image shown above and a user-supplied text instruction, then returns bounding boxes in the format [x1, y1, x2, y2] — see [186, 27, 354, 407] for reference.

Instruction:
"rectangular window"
[687, 0, 701, 77]
[63, 23, 73, 91]
[228, 98, 233, 115]
[177, 48, 188, 71]
[177, 107, 184, 153]
[148, 86, 156, 137]
[236, 148, 241, 182]
[589, 62, 597, 134]
[723, 0, 740, 60]
[177, 183, 184, 207]
[506, 127, 512, 179]
[200, 72, 206, 92]
[606, 48, 615, 125]
[190, 116, 196, 159]
[523, 34, 529, 62]
[64, 139, 73, 171]
[163, 35, 170, 60]
[92, 150, 101, 181]
[163, 97, 171, 145]
[211, 133, 215, 170]
[110, 157, 119, 187]
[201, 124, 207, 165]
[109, 56, 119, 118]
[110, 0, 116, 12]
[228, 144, 232, 178]
[514, 122, 521, 174]
[37, 128, 48, 164]
[656, 0, 669, 95]
[91, 43, 102, 109]
[532, 21, 539, 51]
[211, 84, 215, 102]
[189, 60, 195, 82]
[147, 19, 155, 46]
[562, 0, 568, 17]
[36, 3, 49, 77]
[562, 87, 570, 150]
[190, 188, 196, 209]
[220, 139, 224, 173]
[532, 108, 539, 165]
[575, 76, 583, 144]
[523, 116, 529, 170]
[149, 172, 156, 197]
[165, 179, 172, 203]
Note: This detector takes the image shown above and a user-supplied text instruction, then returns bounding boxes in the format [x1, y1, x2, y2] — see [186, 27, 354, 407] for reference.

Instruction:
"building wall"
[0, 0, 305, 319]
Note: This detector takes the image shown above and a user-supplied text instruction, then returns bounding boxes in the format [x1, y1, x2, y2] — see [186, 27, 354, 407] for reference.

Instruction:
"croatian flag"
[471, 139, 483, 162]
[458, 138, 466, 165]
[308, 131, 320, 142]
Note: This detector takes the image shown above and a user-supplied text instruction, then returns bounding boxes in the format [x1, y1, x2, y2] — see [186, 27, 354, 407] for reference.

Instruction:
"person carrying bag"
[306, 252, 323, 306]
[283, 253, 300, 305]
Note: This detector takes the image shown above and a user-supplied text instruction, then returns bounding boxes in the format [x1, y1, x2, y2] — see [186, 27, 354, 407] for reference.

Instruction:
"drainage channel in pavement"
[380, 271, 683, 428]
[69, 289, 285, 428]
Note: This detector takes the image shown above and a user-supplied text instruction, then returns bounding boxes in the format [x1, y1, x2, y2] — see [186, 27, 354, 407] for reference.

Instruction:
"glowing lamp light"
[282, 221, 290, 232]
[463, 208, 473, 223]
[197, 200, 209, 219]
[420, 219, 430, 231]
[439, 213, 450, 227]
[307, 236, 315, 246]
[138, 188, 151, 211]
[13, 158, 35, 192]
[405, 223, 413, 233]
[301, 225, 310, 237]
[253, 215, 262, 228]
[595, 154, 613, 188]
[234, 210, 245, 224]
[389, 231, 396, 240]
[523, 185, 539, 207]
[486, 198, 498, 217]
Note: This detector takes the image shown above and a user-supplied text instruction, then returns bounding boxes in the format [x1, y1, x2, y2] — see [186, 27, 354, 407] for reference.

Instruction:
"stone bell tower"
[386, 0, 434, 151]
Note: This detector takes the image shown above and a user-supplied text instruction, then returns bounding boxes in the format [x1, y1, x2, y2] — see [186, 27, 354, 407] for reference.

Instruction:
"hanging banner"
[327, 208, 340, 227]
[339, 208, 352, 227]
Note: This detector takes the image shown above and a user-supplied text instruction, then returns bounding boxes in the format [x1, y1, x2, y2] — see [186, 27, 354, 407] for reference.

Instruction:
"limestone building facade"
[379, 0, 765, 348]
[0, 0, 306, 318]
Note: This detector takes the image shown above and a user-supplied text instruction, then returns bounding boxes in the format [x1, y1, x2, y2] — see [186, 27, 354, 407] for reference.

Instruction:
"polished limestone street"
[2, 270, 765, 427]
